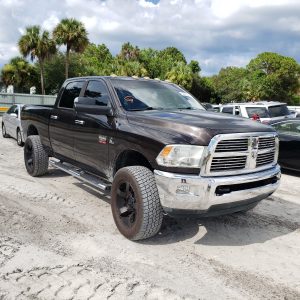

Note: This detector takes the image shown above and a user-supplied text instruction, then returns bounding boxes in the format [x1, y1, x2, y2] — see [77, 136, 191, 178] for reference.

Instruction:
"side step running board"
[49, 159, 111, 192]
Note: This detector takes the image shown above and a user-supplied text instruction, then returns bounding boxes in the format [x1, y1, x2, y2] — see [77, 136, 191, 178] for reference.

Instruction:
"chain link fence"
[0, 93, 56, 114]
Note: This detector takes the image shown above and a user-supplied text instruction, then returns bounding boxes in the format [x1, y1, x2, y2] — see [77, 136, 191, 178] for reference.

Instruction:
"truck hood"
[127, 109, 275, 145]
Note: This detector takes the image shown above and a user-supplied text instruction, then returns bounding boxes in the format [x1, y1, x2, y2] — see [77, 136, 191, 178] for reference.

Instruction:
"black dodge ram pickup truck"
[21, 76, 281, 240]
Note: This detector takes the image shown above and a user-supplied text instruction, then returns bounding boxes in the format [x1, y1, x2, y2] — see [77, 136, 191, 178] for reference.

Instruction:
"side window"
[7, 105, 16, 114]
[275, 122, 300, 136]
[84, 80, 110, 106]
[14, 107, 19, 116]
[275, 122, 293, 134]
[222, 106, 233, 114]
[59, 81, 84, 109]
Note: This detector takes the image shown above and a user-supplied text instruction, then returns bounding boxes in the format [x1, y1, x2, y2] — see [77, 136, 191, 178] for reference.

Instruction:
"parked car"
[220, 102, 294, 124]
[21, 76, 280, 240]
[201, 103, 215, 111]
[2, 104, 24, 146]
[269, 119, 300, 171]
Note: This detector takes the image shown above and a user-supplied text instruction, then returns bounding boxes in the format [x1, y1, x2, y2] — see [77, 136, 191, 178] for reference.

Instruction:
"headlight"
[156, 145, 206, 168]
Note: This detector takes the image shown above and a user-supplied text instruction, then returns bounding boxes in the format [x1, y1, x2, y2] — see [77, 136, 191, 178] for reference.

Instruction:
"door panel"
[49, 108, 76, 160]
[74, 80, 113, 178]
[49, 80, 85, 161]
[5, 106, 17, 136]
[279, 134, 300, 170]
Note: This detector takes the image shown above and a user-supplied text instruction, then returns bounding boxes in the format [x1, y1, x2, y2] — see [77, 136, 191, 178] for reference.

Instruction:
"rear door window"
[59, 81, 85, 109]
[268, 105, 289, 117]
[246, 107, 269, 118]
[222, 106, 233, 114]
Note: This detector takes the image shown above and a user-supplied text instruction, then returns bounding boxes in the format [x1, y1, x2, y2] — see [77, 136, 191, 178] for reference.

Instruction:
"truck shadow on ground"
[281, 169, 300, 178]
[47, 169, 300, 247]
[143, 196, 300, 247]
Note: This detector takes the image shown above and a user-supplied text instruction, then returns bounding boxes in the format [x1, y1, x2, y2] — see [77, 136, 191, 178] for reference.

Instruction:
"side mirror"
[74, 97, 114, 117]
[10, 113, 17, 118]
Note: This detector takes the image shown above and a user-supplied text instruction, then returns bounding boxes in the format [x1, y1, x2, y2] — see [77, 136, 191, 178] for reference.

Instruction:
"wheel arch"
[27, 124, 39, 137]
[114, 150, 154, 175]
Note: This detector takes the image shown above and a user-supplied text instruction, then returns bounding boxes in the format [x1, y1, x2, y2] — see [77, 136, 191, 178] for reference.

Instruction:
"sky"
[1, 0, 300, 75]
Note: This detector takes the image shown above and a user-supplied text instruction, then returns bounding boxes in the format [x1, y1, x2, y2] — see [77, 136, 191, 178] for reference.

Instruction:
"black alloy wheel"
[24, 139, 34, 174]
[111, 166, 163, 240]
[116, 181, 137, 227]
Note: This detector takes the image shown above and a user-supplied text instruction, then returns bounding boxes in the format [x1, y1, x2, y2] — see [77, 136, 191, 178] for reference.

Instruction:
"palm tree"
[18, 26, 56, 94]
[53, 18, 89, 79]
[1, 57, 36, 92]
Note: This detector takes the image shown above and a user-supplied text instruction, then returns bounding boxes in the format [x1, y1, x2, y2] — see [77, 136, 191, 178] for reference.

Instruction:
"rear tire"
[24, 135, 49, 177]
[17, 128, 24, 146]
[2, 123, 9, 138]
[111, 166, 163, 240]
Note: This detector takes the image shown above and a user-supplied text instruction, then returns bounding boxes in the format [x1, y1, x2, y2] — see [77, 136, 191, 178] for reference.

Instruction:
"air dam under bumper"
[154, 165, 281, 215]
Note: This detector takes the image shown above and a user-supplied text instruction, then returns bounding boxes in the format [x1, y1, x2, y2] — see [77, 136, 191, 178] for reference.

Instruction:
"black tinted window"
[84, 81, 109, 106]
[274, 121, 300, 136]
[7, 105, 16, 114]
[268, 105, 289, 117]
[59, 81, 84, 108]
[222, 107, 233, 114]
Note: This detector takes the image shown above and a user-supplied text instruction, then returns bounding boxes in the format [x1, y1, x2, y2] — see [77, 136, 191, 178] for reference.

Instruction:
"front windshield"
[110, 79, 204, 111]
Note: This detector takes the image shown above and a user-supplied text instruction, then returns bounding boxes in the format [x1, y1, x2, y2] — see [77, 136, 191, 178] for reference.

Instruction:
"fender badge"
[98, 135, 107, 144]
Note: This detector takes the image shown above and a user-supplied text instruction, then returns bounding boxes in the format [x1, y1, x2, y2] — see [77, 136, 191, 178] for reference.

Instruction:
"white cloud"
[42, 14, 60, 31]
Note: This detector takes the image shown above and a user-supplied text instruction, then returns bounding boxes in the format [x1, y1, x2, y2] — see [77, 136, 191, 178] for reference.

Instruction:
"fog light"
[176, 185, 190, 194]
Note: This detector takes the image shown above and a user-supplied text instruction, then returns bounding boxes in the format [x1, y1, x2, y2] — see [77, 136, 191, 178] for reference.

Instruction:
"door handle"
[50, 115, 58, 120]
[75, 120, 85, 125]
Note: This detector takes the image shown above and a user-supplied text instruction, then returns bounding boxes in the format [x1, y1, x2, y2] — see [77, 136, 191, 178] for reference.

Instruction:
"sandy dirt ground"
[0, 122, 300, 299]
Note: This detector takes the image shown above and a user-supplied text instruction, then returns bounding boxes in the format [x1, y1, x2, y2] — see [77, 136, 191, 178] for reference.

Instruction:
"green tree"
[165, 62, 193, 90]
[188, 60, 201, 74]
[79, 43, 114, 75]
[18, 26, 56, 94]
[190, 75, 216, 103]
[1, 58, 37, 93]
[53, 18, 89, 79]
[114, 60, 148, 77]
[36, 51, 83, 94]
[246, 52, 300, 102]
[211, 67, 248, 103]
[139, 48, 161, 78]
[118, 42, 140, 61]
[158, 47, 187, 80]
[1, 64, 15, 88]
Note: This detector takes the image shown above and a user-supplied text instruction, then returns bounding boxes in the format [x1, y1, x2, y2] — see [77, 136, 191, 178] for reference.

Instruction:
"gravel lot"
[0, 119, 300, 299]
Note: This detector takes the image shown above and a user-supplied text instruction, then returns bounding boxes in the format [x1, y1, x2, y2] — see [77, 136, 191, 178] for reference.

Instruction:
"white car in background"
[220, 101, 295, 124]
[2, 104, 25, 146]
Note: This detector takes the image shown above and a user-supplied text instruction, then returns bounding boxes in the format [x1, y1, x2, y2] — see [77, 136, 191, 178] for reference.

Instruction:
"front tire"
[2, 123, 9, 138]
[17, 128, 24, 146]
[111, 166, 163, 241]
[24, 135, 49, 177]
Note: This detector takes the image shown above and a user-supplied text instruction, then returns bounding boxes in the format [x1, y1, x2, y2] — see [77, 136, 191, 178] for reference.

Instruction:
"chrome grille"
[256, 151, 275, 167]
[203, 133, 278, 176]
[215, 139, 248, 152]
[258, 137, 275, 150]
[211, 156, 247, 172]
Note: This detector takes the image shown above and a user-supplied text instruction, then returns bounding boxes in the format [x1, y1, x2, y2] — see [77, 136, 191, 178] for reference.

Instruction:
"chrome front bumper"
[154, 165, 281, 214]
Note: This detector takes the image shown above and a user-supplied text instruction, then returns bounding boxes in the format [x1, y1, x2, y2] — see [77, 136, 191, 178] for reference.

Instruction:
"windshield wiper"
[127, 107, 164, 111]
[176, 107, 193, 110]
